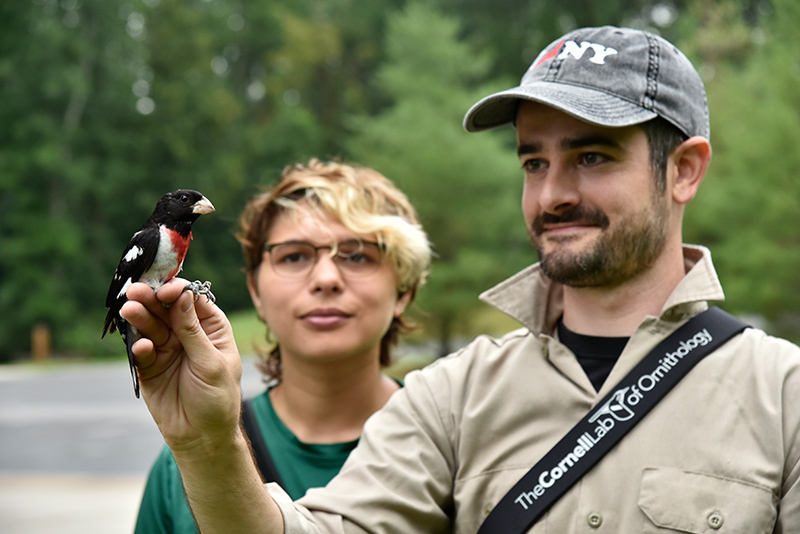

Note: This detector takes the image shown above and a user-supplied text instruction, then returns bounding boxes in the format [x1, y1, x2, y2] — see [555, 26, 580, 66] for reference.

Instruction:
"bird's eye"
[180, 194, 190, 203]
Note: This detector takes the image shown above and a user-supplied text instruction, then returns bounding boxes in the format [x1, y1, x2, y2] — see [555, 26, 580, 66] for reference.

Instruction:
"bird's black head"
[149, 189, 215, 233]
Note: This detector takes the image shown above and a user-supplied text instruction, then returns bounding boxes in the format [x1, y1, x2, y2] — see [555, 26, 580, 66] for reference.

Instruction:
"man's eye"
[580, 152, 609, 166]
[522, 159, 545, 173]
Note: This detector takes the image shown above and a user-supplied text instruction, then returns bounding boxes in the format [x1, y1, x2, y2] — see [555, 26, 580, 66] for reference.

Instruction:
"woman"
[134, 159, 431, 533]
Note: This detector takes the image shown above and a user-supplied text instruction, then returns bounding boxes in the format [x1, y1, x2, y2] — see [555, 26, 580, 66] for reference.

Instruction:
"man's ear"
[671, 136, 712, 205]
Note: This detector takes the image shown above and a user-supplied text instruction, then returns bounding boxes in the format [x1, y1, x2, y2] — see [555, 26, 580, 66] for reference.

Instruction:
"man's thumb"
[171, 291, 214, 356]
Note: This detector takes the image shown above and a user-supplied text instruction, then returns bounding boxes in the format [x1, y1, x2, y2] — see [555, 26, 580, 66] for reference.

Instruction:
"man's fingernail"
[181, 295, 193, 313]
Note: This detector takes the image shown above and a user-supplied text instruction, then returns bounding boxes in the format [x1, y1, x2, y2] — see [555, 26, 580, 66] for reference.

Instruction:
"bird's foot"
[184, 280, 216, 304]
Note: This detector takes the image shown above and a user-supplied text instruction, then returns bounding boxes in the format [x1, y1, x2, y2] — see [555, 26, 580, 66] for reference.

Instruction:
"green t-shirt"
[134, 388, 359, 534]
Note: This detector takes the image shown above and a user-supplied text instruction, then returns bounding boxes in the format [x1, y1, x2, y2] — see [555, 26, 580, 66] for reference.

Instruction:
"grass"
[227, 310, 438, 379]
[3, 304, 520, 378]
[228, 310, 267, 357]
[227, 305, 523, 380]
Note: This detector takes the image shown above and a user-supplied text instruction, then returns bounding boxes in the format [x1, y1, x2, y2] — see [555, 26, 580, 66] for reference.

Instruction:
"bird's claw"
[184, 280, 216, 304]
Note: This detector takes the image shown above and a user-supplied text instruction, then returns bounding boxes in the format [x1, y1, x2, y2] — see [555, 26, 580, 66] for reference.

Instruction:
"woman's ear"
[671, 136, 712, 205]
[246, 271, 264, 321]
[394, 288, 414, 318]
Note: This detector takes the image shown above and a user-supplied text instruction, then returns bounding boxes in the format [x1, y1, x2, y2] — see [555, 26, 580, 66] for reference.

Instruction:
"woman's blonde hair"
[237, 159, 431, 381]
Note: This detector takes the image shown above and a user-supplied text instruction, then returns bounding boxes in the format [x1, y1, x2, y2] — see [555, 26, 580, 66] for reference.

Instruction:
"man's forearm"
[174, 428, 284, 534]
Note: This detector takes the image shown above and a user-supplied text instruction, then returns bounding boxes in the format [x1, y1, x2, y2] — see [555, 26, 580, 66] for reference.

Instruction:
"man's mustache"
[532, 207, 610, 236]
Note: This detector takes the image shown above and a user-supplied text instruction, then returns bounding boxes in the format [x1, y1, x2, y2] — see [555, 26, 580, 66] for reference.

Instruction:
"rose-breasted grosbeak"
[102, 189, 216, 398]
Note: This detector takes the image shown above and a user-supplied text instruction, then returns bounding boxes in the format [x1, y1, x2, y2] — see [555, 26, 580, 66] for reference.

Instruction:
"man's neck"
[561, 242, 687, 337]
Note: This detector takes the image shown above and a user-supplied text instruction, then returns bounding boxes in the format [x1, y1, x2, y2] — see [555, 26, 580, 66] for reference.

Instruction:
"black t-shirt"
[557, 319, 629, 392]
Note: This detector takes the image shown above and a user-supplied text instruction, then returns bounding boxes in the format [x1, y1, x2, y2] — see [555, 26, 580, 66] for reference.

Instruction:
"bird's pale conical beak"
[192, 196, 215, 215]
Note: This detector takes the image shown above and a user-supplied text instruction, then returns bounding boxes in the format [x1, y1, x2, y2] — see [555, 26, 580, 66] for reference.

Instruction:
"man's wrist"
[171, 424, 251, 469]
[172, 426, 282, 533]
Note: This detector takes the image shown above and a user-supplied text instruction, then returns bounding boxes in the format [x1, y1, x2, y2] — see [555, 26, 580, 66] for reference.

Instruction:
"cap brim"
[463, 82, 658, 132]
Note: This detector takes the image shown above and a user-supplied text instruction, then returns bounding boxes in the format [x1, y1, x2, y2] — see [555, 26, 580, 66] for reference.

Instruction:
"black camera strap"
[241, 398, 285, 486]
[477, 307, 748, 534]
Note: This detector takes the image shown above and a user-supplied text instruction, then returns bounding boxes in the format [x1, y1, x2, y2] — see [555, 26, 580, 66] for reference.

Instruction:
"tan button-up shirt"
[270, 245, 800, 533]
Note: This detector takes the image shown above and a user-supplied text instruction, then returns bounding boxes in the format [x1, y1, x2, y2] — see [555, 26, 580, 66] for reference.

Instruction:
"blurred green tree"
[680, 0, 800, 338]
[347, 2, 533, 355]
[3, 0, 798, 361]
[431, 0, 685, 79]
[0, 0, 153, 359]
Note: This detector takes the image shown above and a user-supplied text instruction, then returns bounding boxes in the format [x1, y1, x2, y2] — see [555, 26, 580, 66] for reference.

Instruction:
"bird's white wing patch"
[124, 245, 144, 262]
[116, 277, 133, 299]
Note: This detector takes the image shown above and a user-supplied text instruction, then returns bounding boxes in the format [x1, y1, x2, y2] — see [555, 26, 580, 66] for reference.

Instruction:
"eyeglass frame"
[263, 238, 386, 278]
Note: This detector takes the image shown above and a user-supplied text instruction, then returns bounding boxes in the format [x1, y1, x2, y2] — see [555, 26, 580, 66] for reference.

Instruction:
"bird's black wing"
[102, 226, 160, 337]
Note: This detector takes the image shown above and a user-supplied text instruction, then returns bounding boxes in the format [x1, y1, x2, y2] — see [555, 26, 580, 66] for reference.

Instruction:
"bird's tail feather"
[101, 310, 118, 338]
[125, 324, 141, 398]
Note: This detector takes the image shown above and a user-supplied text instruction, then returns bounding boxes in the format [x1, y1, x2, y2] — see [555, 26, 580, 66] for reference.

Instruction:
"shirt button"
[587, 512, 603, 528]
[707, 511, 724, 529]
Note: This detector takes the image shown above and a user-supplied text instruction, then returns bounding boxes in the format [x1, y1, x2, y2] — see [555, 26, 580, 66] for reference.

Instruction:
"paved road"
[0, 357, 265, 534]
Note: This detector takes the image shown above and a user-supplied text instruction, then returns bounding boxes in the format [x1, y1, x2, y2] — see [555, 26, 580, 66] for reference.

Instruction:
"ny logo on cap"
[534, 39, 618, 68]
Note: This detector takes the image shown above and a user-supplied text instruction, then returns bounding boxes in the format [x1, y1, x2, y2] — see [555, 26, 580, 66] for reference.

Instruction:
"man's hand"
[121, 278, 284, 533]
[120, 278, 243, 452]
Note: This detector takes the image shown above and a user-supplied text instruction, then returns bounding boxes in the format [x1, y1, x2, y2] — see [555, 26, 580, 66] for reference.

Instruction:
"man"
[123, 26, 800, 533]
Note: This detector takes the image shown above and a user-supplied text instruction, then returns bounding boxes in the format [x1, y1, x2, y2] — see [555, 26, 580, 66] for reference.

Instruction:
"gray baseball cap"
[463, 26, 709, 139]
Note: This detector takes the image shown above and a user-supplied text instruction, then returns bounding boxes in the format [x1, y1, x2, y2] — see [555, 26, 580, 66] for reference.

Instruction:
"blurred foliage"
[681, 0, 800, 339]
[347, 2, 530, 355]
[1, 0, 799, 361]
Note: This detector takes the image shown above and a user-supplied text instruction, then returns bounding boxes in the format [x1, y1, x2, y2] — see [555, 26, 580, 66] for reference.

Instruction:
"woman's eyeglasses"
[264, 239, 384, 278]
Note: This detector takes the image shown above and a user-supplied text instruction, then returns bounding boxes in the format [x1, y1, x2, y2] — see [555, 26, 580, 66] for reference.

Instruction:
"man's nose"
[537, 164, 581, 214]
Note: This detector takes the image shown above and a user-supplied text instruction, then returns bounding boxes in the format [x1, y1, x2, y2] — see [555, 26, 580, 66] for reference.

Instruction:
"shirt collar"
[478, 245, 725, 334]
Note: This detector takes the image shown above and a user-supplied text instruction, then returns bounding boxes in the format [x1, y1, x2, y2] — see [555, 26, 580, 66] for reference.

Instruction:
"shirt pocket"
[638, 467, 777, 534]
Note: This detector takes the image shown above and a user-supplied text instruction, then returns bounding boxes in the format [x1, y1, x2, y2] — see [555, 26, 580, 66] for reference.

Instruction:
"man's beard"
[530, 201, 669, 289]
